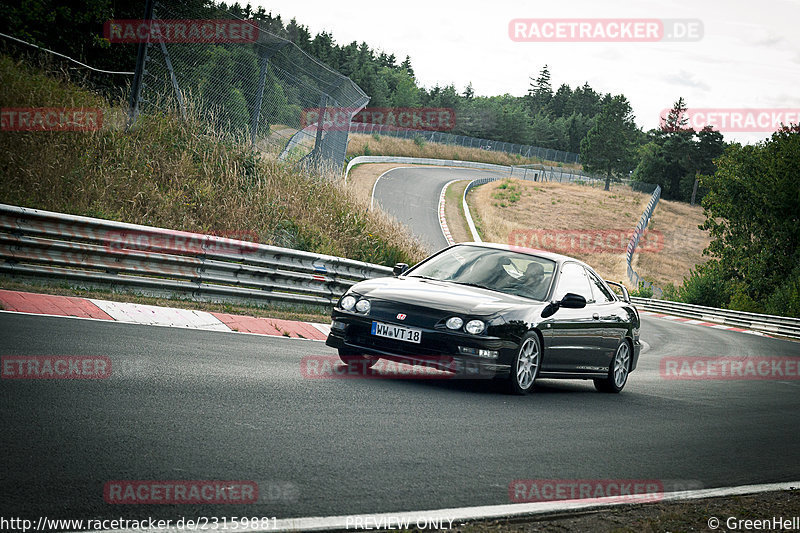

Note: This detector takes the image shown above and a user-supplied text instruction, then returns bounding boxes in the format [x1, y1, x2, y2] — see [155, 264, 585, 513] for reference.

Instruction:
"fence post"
[158, 40, 186, 120]
[250, 47, 273, 147]
[313, 93, 327, 155]
[127, 0, 154, 129]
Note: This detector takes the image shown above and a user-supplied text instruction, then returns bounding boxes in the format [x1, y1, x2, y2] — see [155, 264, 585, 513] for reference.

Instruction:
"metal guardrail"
[626, 186, 663, 299]
[0, 204, 392, 308]
[349, 123, 581, 164]
[632, 297, 800, 340]
[344, 155, 512, 182]
[2, 204, 798, 339]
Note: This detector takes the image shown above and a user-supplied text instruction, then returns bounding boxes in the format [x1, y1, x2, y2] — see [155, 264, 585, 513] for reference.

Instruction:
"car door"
[542, 262, 603, 373]
[586, 268, 626, 370]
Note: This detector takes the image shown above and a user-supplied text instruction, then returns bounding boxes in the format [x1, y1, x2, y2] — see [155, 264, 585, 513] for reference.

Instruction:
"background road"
[372, 167, 504, 252]
[2, 312, 799, 526]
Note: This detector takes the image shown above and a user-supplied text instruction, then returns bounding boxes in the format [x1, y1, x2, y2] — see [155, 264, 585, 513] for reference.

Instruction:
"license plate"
[371, 321, 422, 344]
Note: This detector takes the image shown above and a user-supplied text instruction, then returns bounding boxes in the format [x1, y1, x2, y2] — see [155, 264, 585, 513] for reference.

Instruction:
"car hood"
[349, 276, 538, 316]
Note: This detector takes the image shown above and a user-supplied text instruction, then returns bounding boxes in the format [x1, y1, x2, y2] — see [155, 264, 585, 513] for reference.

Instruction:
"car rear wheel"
[594, 340, 631, 393]
[338, 350, 379, 371]
[506, 333, 541, 395]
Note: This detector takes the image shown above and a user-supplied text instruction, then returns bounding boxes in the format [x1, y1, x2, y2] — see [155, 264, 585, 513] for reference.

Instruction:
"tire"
[594, 340, 631, 393]
[338, 349, 378, 371]
[506, 332, 542, 395]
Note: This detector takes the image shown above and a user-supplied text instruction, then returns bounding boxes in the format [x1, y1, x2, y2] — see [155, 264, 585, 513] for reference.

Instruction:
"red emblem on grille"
[396, 313, 407, 320]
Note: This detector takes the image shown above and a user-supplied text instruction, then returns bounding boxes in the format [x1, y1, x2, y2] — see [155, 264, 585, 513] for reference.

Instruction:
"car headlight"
[465, 319, 485, 335]
[445, 317, 464, 330]
[355, 299, 371, 314]
[340, 295, 356, 311]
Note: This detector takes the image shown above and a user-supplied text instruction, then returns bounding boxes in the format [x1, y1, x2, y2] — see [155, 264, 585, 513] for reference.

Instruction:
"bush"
[630, 282, 654, 298]
[413, 134, 425, 147]
[678, 261, 731, 308]
[764, 264, 800, 318]
[661, 283, 680, 302]
[727, 282, 763, 313]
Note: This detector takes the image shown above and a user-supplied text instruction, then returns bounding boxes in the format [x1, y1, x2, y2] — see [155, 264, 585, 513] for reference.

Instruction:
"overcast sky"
[256, 0, 800, 143]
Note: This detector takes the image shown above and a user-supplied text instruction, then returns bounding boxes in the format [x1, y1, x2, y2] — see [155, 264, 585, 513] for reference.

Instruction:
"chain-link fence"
[349, 122, 581, 164]
[133, 0, 368, 173]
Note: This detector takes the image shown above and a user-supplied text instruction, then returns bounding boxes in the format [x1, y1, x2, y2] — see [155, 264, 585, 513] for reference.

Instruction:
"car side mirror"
[541, 292, 587, 318]
[560, 293, 587, 309]
[393, 263, 409, 276]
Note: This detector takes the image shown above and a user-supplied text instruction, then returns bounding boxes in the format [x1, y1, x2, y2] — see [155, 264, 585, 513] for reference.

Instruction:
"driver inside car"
[521, 261, 548, 300]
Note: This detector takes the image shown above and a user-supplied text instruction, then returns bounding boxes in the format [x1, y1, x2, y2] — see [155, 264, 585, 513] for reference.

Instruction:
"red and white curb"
[438, 179, 460, 246]
[0, 289, 773, 342]
[0, 289, 330, 341]
[638, 309, 772, 337]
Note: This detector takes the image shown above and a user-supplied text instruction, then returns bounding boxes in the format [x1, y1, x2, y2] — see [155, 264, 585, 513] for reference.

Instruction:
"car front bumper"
[325, 311, 513, 378]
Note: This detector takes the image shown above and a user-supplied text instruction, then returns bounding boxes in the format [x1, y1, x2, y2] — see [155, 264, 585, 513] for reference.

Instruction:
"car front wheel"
[506, 333, 541, 395]
[594, 340, 631, 393]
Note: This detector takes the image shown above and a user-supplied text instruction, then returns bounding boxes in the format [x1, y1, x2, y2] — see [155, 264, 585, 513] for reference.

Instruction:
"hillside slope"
[0, 55, 427, 268]
[465, 178, 710, 288]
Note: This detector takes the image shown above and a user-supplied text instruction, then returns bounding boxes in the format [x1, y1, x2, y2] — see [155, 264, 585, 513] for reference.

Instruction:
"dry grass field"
[465, 179, 711, 288]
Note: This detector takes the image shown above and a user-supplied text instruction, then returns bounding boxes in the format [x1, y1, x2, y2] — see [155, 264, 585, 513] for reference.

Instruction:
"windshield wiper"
[448, 280, 491, 290]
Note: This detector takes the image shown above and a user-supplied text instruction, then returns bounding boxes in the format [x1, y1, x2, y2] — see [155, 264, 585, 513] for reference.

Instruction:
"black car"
[326, 243, 641, 394]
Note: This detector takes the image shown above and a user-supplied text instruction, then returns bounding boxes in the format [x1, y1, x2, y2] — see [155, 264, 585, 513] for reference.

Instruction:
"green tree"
[580, 95, 638, 190]
[548, 83, 573, 117]
[388, 70, 420, 107]
[527, 65, 552, 116]
[400, 55, 415, 79]
[699, 125, 800, 313]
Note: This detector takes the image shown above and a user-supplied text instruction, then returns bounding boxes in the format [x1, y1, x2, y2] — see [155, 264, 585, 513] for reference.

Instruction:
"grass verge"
[444, 180, 472, 243]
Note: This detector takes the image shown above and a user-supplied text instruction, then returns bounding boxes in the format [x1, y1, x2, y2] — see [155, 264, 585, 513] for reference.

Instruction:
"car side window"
[587, 270, 615, 303]
[553, 263, 594, 302]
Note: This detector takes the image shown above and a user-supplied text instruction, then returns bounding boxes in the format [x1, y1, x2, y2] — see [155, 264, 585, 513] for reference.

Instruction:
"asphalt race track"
[2, 311, 799, 525]
[371, 166, 584, 253]
[371, 167, 503, 252]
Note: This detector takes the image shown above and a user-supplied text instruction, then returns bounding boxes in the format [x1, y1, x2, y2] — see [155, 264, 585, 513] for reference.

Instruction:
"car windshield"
[407, 245, 556, 301]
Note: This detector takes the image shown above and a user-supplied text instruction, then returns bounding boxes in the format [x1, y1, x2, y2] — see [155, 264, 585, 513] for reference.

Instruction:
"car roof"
[452, 242, 593, 270]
